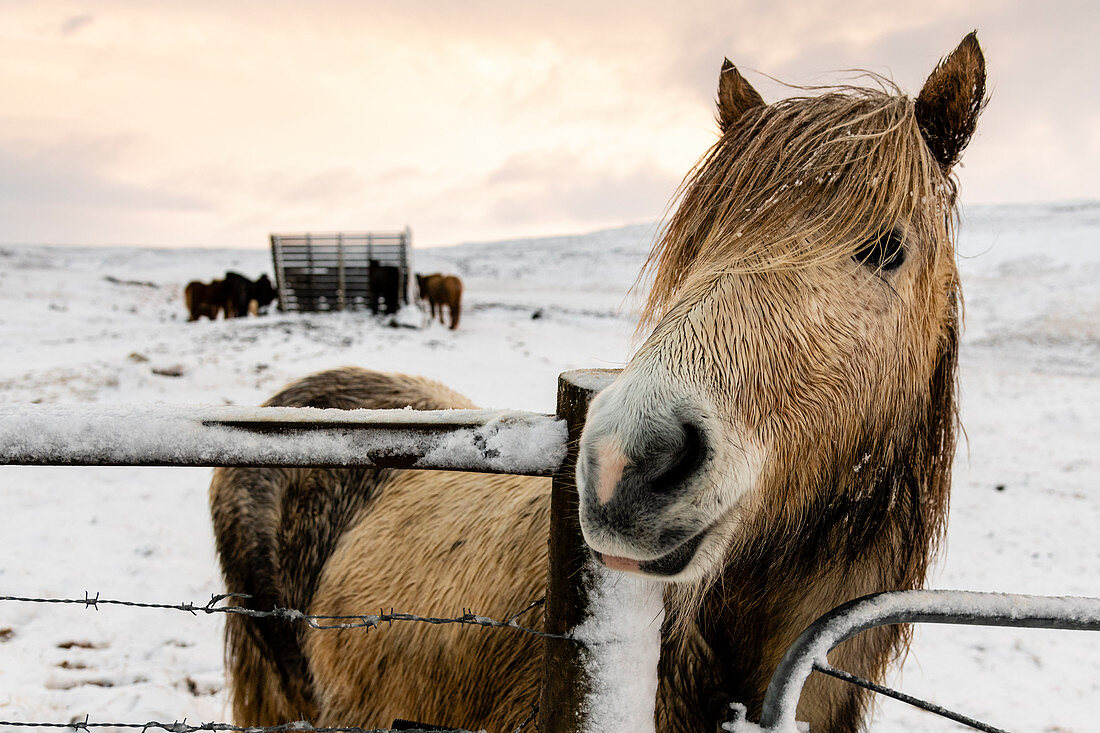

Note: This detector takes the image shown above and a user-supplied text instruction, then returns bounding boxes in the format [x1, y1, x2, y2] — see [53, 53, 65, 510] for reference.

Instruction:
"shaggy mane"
[640, 79, 959, 330]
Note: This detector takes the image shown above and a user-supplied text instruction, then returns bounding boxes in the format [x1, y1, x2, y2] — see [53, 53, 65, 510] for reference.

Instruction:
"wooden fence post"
[538, 369, 619, 733]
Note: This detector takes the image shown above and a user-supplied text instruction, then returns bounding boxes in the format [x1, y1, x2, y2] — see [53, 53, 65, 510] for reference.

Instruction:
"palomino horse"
[210, 33, 985, 732]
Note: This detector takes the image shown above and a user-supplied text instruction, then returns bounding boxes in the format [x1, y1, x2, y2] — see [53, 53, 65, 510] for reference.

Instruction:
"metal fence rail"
[752, 589, 1100, 733]
[0, 404, 565, 475]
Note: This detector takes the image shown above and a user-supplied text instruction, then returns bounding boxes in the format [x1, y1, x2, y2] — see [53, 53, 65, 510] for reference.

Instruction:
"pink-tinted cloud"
[0, 2, 1095, 247]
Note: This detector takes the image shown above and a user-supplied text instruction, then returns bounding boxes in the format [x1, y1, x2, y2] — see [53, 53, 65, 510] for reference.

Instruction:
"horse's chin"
[591, 523, 720, 584]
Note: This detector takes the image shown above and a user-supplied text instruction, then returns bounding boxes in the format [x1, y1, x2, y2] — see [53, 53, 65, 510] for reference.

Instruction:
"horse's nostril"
[651, 423, 706, 492]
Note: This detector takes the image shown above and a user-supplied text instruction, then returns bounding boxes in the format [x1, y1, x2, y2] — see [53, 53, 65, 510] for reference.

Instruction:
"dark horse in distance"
[224, 272, 278, 318]
[184, 279, 225, 321]
[368, 260, 401, 315]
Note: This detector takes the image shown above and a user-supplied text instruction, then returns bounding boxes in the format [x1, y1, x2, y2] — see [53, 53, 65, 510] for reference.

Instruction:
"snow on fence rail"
[0, 404, 566, 475]
[736, 589, 1100, 733]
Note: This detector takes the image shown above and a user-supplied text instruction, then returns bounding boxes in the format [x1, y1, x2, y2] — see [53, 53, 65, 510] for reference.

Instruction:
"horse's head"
[578, 34, 985, 583]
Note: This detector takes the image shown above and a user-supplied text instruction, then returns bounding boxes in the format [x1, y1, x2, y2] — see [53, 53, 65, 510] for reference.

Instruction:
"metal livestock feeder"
[270, 228, 412, 313]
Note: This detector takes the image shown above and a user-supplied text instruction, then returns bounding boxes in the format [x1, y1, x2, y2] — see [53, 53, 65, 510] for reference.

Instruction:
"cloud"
[59, 14, 94, 36]
[0, 133, 217, 245]
[0, 1, 1097, 247]
[274, 167, 367, 205]
[0, 135, 208, 211]
[484, 152, 680, 226]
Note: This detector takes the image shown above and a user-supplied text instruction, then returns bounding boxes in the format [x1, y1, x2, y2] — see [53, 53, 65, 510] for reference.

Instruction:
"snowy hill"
[0, 203, 1097, 731]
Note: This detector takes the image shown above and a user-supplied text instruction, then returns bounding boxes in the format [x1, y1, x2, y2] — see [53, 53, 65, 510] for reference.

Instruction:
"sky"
[0, 1, 1097, 248]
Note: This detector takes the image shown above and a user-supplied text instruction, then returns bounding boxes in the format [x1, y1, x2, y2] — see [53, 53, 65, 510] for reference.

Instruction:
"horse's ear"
[915, 31, 986, 170]
[717, 59, 764, 133]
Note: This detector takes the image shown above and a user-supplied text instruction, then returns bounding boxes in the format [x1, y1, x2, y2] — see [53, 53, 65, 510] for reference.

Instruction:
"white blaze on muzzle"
[576, 358, 767, 581]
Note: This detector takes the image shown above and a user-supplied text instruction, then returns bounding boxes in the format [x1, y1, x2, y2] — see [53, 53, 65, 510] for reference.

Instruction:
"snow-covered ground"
[0, 203, 1097, 732]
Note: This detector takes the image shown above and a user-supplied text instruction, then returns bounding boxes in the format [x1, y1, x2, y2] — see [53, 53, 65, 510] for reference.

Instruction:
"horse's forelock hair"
[639, 82, 959, 331]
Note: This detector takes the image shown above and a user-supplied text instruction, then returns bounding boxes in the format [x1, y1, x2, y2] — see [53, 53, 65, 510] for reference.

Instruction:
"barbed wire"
[0, 592, 572, 641]
[0, 717, 478, 732]
[0, 708, 542, 733]
[812, 661, 1008, 733]
[0, 593, 1021, 733]
[0, 592, 549, 733]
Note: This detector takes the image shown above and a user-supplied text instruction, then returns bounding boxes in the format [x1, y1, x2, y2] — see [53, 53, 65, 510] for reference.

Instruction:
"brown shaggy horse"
[184, 279, 226, 321]
[416, 272, 463, 329]
[211, 34, 985, 732]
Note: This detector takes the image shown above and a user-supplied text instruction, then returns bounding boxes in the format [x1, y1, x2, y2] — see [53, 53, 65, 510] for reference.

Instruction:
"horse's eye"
[853, 228, 905, 272]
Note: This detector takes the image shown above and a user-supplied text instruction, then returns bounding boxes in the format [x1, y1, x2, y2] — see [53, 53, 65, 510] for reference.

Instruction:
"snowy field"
[0, 202, 1098, 732]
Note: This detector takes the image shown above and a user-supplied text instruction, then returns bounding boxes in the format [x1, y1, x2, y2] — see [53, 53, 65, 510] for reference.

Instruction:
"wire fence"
[0, 591, 550, 733]
[0, 592, 548, 728]
[811, 661, 1008, 733]
[0, 592, 566, 639]
[0, 718, 481, 733]
[5, 588, 1100, 732]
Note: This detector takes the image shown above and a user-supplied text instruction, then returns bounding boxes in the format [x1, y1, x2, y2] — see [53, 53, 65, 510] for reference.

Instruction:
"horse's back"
[210, 367, 549, 730]
[309, 468, 549, 730]
[185, 280, 224, 321]
[443, 275, 463, 302]
[259, 367, 475, 411]
[432, 276, 462, 329]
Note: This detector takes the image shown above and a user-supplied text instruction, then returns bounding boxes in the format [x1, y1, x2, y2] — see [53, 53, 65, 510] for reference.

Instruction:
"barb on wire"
[0, 717, 478, 732]
[503, 598, 545, 627]
[812, 661, 1009, 733]
[0, 593, 573, 642]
